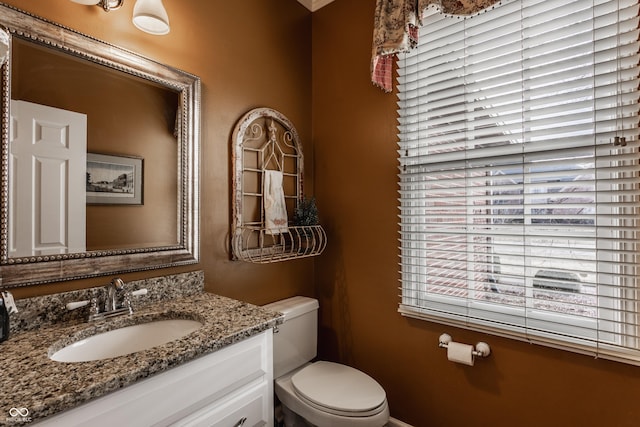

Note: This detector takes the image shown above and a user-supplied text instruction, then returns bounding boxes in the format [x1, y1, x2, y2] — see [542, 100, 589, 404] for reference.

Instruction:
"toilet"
[264, 296, 390, 427]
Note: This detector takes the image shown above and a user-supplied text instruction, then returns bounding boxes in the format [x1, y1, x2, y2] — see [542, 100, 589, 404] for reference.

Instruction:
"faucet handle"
[121, 288, 147, 315]
[66, 300, 90, 311]
[131, 288, 148, 297]
[66, 298, 100, 314]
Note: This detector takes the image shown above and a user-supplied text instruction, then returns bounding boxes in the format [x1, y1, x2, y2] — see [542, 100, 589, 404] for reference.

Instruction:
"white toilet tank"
[263, 296, 319, 378]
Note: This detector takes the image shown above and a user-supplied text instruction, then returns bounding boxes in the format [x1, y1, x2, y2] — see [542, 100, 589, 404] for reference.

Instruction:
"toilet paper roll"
[447, 342, 475, 366]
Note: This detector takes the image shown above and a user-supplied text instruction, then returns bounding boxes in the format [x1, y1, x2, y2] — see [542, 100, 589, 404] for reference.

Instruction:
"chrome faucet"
[105, 277, 125, 313]
[65, 278, 148, 322]
[84, 277, 132, 321]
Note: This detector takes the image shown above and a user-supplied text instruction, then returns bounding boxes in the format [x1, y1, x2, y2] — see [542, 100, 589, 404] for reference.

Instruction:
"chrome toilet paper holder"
[438, 333, 491, 358]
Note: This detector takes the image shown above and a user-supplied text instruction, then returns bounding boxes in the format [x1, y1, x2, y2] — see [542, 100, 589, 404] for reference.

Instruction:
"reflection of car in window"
[483, 165, 590, 297]
[487, 261, 582, 295]
[532, 269, 581, 293]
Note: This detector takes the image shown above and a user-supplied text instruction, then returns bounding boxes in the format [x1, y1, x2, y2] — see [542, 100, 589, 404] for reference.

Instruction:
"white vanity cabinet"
[36, 330, 274, 427]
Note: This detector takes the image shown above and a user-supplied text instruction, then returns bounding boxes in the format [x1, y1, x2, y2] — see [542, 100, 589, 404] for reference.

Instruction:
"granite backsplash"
[9, 270, 204, 333]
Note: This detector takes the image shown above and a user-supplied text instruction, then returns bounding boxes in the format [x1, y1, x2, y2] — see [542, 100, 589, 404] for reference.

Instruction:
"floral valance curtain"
[371, 0, 502, 92]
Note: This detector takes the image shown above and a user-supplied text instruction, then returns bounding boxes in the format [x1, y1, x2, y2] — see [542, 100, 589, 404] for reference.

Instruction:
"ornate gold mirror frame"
[0, 3, 200, 288]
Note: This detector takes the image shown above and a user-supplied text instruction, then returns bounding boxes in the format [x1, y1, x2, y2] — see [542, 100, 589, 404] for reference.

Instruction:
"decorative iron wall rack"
[231, 108, 326, 263]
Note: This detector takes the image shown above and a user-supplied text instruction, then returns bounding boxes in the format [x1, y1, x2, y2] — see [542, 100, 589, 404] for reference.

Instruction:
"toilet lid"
[291, 361, 386, 414]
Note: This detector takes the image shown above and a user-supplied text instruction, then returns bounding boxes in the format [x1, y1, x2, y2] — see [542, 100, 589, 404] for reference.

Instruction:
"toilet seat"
[291, 361, 387, 417]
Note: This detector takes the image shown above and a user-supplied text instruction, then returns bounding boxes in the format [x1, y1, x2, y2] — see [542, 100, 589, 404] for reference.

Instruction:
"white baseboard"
[389, 417, 414, 427]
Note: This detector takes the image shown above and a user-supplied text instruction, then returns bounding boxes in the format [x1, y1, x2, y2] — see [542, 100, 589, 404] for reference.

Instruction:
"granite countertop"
[0, 290, 282, 424]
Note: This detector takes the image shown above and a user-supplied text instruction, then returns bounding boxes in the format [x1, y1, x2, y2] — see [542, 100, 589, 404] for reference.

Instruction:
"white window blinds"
[397, 0, 640, 364]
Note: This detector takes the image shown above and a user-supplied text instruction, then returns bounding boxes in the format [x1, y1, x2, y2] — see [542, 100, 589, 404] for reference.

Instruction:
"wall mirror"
[0, 3, 200, 288]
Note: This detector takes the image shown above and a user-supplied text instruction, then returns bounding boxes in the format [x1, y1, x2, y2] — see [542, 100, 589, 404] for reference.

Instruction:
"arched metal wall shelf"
[231, 108, 326, 263]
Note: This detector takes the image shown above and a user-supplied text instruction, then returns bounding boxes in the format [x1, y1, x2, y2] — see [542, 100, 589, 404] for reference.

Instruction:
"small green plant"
[294, 197, 319, 226]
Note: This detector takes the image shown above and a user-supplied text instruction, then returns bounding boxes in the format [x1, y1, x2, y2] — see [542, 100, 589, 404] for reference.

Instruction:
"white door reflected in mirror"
[9, 100, 87, 257]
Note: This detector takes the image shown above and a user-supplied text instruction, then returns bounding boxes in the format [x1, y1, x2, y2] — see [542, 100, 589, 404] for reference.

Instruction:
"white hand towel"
[264, 170, 288, 235]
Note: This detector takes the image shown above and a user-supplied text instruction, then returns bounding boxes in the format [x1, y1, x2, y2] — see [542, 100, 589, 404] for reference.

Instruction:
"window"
[397, 0, 640, 364]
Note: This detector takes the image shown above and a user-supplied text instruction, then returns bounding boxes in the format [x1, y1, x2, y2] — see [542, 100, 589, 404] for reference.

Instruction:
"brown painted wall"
[312, 1, 640, 426]
[6, 0, 315, 305]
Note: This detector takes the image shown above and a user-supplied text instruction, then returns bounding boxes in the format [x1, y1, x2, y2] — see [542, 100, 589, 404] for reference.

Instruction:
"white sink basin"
[50, 319, 203, 363]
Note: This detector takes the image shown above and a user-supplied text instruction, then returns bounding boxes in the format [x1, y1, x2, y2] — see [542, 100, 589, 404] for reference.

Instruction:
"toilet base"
[282, 404, 314, 427]
[280, 403, 391, 427]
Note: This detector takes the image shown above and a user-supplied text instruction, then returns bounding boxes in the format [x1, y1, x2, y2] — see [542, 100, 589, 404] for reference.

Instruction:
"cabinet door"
[174, 381, 270, 427]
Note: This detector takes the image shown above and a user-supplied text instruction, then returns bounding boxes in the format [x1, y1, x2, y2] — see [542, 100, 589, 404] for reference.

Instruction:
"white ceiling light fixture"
[69, 0, 170, 35]
[132, 0, 170, 36]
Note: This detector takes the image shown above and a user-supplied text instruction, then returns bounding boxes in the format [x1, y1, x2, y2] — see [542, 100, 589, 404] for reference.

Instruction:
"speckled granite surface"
[0, 271, 283, 425]
[9, 270, 205, 334]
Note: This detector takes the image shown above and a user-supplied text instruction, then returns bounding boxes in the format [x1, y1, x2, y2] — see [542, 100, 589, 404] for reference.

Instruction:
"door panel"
[9, 100, 87, 257]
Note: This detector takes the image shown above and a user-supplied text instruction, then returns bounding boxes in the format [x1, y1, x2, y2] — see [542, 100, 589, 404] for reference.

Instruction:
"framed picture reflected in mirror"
[86, 153, 143, 205]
